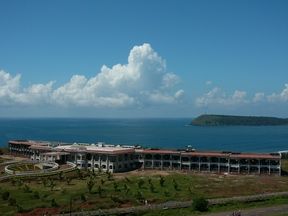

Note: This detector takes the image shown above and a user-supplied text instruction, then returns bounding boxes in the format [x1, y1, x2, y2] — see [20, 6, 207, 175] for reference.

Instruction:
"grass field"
[1, 168, 288, 215]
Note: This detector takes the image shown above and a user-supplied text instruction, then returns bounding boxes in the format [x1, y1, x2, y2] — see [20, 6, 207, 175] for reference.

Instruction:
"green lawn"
[1, 170, 288, 215]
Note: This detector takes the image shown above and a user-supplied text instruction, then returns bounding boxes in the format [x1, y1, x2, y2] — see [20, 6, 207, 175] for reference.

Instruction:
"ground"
[1, 157, 288, 215]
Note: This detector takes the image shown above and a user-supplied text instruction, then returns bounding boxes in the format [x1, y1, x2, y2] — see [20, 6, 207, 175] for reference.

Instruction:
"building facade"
[8, 140, 282, 175]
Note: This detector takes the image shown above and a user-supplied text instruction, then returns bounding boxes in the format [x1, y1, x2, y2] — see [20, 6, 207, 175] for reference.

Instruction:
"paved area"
[203, 204, 288, 216]
[55, 193, 288, 216]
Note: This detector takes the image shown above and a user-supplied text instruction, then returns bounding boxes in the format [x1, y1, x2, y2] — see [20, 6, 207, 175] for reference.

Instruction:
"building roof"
[9, 140, 281, 159]
[55, 144, 135, 155]
[135, 149, 280, 159]
[136, 149, 180, 154]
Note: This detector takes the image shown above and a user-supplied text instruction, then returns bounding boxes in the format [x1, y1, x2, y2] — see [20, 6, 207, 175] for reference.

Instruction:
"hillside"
[191, 114, 288, 126]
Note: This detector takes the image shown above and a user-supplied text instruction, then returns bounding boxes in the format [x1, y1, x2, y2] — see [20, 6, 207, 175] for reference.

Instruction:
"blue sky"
[0, 0, 288, 117]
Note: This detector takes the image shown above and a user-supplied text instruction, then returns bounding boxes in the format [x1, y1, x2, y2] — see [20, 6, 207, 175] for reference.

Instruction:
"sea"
[0, 118, 288, 153]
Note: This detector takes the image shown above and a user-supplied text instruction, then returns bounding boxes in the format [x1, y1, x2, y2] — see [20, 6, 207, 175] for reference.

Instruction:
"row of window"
[76, 162, 135, 170]
[75, 153, 134, 162]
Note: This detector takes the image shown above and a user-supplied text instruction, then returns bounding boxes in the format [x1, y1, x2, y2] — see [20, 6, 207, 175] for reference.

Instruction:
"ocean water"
[0, 118, 288, 153]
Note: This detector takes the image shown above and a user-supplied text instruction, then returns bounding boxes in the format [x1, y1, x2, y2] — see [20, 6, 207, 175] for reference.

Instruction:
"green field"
[1, 169, 288, 215]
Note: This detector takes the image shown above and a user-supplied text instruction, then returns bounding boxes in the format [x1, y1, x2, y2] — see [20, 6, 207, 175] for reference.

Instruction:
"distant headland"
[191, 114, 288, 126]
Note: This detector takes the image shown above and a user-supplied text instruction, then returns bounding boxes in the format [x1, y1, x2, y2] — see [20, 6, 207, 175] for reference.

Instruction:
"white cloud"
[0, 43, 184, 108]
[0, 70, 54, 106]
[267, 84, 288, 103]
[195, 87, 248, 107]
[205, 80, 212, 85]
[253, 92, 265, 103]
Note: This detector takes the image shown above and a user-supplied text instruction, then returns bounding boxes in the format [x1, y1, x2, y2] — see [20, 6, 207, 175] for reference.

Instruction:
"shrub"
[17, 204, 24, 213]
[138, 179, 145, 189]
[80, 194, 86, 202]
[8, 197, 17, 206]
[66, 177, 72, 185]
[192, 197, 209, 212]
[159, 176, 165, 187]
[33, 191, 40, 199]
[113, 182, 119, 192]
[23, 184, 32, 193]
[2, 191, 10, 200]
[149, 183, 155, 193]
[87, 179, 95, 193]
[51, 198, 58, 207]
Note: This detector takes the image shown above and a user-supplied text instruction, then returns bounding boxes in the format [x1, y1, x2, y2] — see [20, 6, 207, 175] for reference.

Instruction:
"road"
[203, 204, 288, 216]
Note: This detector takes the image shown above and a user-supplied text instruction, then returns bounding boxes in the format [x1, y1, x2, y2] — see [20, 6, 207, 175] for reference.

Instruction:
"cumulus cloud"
[205, 80, 212, 85]
[196, 83, 288, 108]
[195, 87, 248, 107]
[0, 43, 184, 108]
[0, 70, 54, 105]
[253, 92, 265, 103]
[267, 84, 288, 103]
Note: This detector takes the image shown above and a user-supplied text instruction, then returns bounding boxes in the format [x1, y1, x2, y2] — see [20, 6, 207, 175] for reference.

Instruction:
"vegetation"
[191, 114, 288, 126]
[1, 170, 288, 215]
[192, 197, 208, 212]
[138, 196, 288, 216]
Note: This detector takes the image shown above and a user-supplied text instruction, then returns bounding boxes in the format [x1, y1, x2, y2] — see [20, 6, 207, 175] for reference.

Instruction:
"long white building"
[8, 140, 282, 175]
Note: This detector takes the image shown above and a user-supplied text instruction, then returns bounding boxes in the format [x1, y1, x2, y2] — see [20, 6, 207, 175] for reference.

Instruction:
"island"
[191, 114, 288, 126]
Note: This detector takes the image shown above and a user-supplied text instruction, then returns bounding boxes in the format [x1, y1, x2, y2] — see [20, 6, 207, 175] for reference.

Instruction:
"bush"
[33, 191, 40, 199]
[192, 197, 209, 212]
[51, 198, 58, 207]
[17, 204, 24, 213]
[8, 197, 17, 206]
[2, 191, 10, 200]
[23, 184, 32, 193]
[80, 194, 86, 202]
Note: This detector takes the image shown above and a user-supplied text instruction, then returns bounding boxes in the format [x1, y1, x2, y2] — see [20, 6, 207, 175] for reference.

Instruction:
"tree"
[113, 182, 119, 192]
[66, 177, 72, 185]
[11, 178, 16, 186]
[159, 176, 165, 187]
[192, 197, 209, 212]
[97, 185, 103, 197]
[107, 171, 113, 181]
[58, 171, 64, 181]
[149, 183, 155, 193]
[50, 179, 56, 191]
[8, 197, 17, 206]
[51, 198, 58, 207]
[138, 179, 145, 189]
[148, 178, 152, 185]
[2, 191, 10, 200]
[124, 184, 130, 194]
[23, 184, 31, 193]
[87, 179, 95, 194]
[16, 179, 23, 187]
[135, 190, 144, 201]
[77, 169, 83, 180]
[42, 178, 48, 187]
[16, 204, 24, 213]
[33, 191, 40, 199]
[173, 179, 179, 191]
[80, 193, 86, 202]
[100, 179, 105, 185]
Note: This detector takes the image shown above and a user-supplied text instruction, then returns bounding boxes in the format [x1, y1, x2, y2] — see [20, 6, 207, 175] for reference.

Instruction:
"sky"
[0, 0, 288, 118]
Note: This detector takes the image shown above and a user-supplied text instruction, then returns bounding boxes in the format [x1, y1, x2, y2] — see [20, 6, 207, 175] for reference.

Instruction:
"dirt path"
[203, 204, 288, 216]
